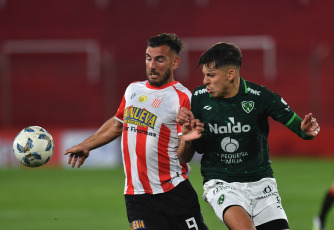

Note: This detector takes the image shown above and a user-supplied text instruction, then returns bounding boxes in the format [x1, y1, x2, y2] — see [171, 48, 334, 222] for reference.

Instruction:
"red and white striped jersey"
[115, 80, 192, 195]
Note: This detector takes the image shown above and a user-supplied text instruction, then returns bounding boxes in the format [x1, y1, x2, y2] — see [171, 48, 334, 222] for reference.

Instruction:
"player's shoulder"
[125, 80, 146, 91]
[171, 81, 192, 97]
[172, 81, 190, 92]
[128, 80, 146, 88]
[244, 79, 272, 97]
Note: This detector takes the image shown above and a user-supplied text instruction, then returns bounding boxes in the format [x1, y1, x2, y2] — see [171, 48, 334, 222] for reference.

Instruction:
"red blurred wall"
[0, 0, 333, 156]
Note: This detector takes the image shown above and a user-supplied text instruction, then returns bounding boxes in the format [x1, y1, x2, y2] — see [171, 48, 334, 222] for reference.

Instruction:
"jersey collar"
[240, 77, 248, 95]
[222, 77, 247, 100]
[145, 80, 179, 89]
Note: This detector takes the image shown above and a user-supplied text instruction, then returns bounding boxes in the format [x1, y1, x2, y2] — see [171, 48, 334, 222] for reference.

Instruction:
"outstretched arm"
[64, 116, 123, 168]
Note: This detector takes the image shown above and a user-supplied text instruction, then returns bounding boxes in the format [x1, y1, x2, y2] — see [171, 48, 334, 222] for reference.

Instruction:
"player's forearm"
[286, 113, 315, 140]
[81, 116, 123, 151]
[177, 136, 195, 164]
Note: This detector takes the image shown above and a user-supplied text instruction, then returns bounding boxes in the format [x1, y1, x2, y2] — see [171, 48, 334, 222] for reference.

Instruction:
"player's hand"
[64, 145, 90, 168]
[301, 113, 320, 137]
[182, 119, 204, 142]
[176, 107, 195, 125]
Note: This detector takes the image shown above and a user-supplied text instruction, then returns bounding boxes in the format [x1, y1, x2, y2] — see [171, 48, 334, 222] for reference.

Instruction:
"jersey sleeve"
[266, 89, 314, 140]
[115, 94, 126, 122]
[191, 87, 202, 121]
[177, 90, 191, 135]
[190, 88, 207, 154]
[285, 113, 315, 140]
[266, 89, 295, 124]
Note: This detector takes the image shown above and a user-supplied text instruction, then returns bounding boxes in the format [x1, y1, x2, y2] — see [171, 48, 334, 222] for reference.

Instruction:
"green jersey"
[192, 77, 312, 183]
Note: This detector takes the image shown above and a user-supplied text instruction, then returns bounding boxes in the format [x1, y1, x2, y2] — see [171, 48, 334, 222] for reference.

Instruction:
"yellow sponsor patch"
[139, 95, 147, 102]
[130, 220, 146, 230]
[124, 106, 157, 129]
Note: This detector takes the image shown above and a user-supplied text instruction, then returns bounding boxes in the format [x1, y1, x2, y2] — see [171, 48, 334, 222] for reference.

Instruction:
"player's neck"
[224, 76, 240, 98]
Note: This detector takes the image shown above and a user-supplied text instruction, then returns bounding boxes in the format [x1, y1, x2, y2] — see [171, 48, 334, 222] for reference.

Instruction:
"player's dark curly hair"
[147, 33, 184, 55]
[198, 42, 242, 69]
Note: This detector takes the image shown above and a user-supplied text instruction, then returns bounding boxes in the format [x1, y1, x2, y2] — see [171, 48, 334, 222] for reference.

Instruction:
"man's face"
[145, 45, 179, 87]
[202, 64, 234, 98]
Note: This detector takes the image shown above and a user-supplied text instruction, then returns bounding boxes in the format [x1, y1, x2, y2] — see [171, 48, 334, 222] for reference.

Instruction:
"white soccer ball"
[13, 126, 55, 167]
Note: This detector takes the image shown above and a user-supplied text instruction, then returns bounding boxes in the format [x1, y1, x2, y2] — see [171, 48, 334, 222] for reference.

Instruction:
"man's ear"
[227, 68, 236, 81]
[172, 56, 181, 70]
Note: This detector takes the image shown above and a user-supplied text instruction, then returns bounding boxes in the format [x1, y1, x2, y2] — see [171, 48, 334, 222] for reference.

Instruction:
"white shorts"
[202, 178, 288, 227]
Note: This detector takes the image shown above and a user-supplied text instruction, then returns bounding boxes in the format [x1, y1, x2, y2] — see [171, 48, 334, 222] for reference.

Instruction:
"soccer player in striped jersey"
[176, 42, 320, 230]
[65, 33, 208, 230]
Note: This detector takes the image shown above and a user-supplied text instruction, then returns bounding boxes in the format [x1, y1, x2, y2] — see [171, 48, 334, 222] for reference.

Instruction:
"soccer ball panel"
[13, 126, 55, 167]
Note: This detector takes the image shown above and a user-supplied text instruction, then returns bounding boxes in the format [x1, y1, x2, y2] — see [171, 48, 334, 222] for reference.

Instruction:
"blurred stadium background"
[0, 0, 333, 229]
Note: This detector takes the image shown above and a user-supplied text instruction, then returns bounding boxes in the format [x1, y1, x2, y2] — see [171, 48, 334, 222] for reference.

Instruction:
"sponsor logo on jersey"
[193, 88, 207, 96]
[213, 184, 236, 195]
[241, 101, 255, 113]
[215, 150, 249, 164]
[185, 217, 199, 229]
[281, 97, 291, 112]
[130, 220, 146, 230]
[203, 105, 212, 110]
[221, 137, 239, 153]
[123, 126, 157, 137]
[247, 87, 261, 96]
[208, 117, 251, 134]
[124, 106, 157, 129]
[263, 185, 273, 194]
[139, 95, 147, 102]
[256, 185, 278, 199]
[131, 93, 136, 99]
[281, 97, 287, 105]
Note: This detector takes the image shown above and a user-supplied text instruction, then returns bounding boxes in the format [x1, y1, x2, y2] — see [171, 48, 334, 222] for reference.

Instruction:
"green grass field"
[1, 157, 333, 230]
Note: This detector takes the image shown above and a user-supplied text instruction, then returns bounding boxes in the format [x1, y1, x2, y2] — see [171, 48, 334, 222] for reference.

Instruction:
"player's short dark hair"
[198, 42, 242, 69]
[147, 33, 184, 55]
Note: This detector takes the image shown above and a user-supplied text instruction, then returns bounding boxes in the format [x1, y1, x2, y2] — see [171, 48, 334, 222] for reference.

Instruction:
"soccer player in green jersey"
[177, 42, 320, 230]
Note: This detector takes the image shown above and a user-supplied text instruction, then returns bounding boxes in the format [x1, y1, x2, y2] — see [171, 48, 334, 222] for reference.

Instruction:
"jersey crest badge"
[217, 194, 225, 205]
[241, 101, 254, 113]
[151, 97, 162, 108]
